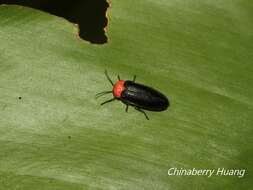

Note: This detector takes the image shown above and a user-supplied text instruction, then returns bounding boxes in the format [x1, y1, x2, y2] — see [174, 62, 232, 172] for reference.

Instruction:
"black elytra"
[96, 70, 169, 120]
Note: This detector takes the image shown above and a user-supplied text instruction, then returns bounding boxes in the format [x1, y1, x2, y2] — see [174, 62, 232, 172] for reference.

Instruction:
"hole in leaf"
[0, 0, 109, 44]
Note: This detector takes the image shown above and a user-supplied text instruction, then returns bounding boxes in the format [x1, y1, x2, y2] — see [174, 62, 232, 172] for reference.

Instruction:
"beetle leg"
[133, 75, 136, 82]
[101, 98, 116, 106]
[125, 105, 129, 112]
[135, 107, 149, 120]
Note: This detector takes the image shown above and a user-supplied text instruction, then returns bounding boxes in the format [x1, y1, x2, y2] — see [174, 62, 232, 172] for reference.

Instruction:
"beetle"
[96, 70, 169, 120]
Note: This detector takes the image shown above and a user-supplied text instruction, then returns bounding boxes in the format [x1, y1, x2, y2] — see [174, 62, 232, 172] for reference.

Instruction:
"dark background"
[0, 0, 109, 44]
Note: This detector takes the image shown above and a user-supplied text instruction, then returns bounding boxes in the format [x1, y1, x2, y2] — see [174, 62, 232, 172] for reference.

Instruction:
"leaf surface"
[0, 1, 252, 189]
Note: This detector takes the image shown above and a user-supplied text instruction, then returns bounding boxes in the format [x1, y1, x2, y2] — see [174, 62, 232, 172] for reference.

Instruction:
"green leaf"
[0, 2, 252, 189]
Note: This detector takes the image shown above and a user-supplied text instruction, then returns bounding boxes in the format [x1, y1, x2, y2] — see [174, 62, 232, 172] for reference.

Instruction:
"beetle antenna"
[105, 70, 114, 86]
[95, 91, 112, 99]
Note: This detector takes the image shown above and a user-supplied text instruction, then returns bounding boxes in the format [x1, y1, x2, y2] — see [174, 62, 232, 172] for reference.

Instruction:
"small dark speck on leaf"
[18, 97, 22, 100]
[68, 136, 71, 139]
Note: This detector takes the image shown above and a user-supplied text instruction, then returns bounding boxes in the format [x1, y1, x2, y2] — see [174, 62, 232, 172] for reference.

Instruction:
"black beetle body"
[121, 81, 169, 111]
[96, 70, 169, 120]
